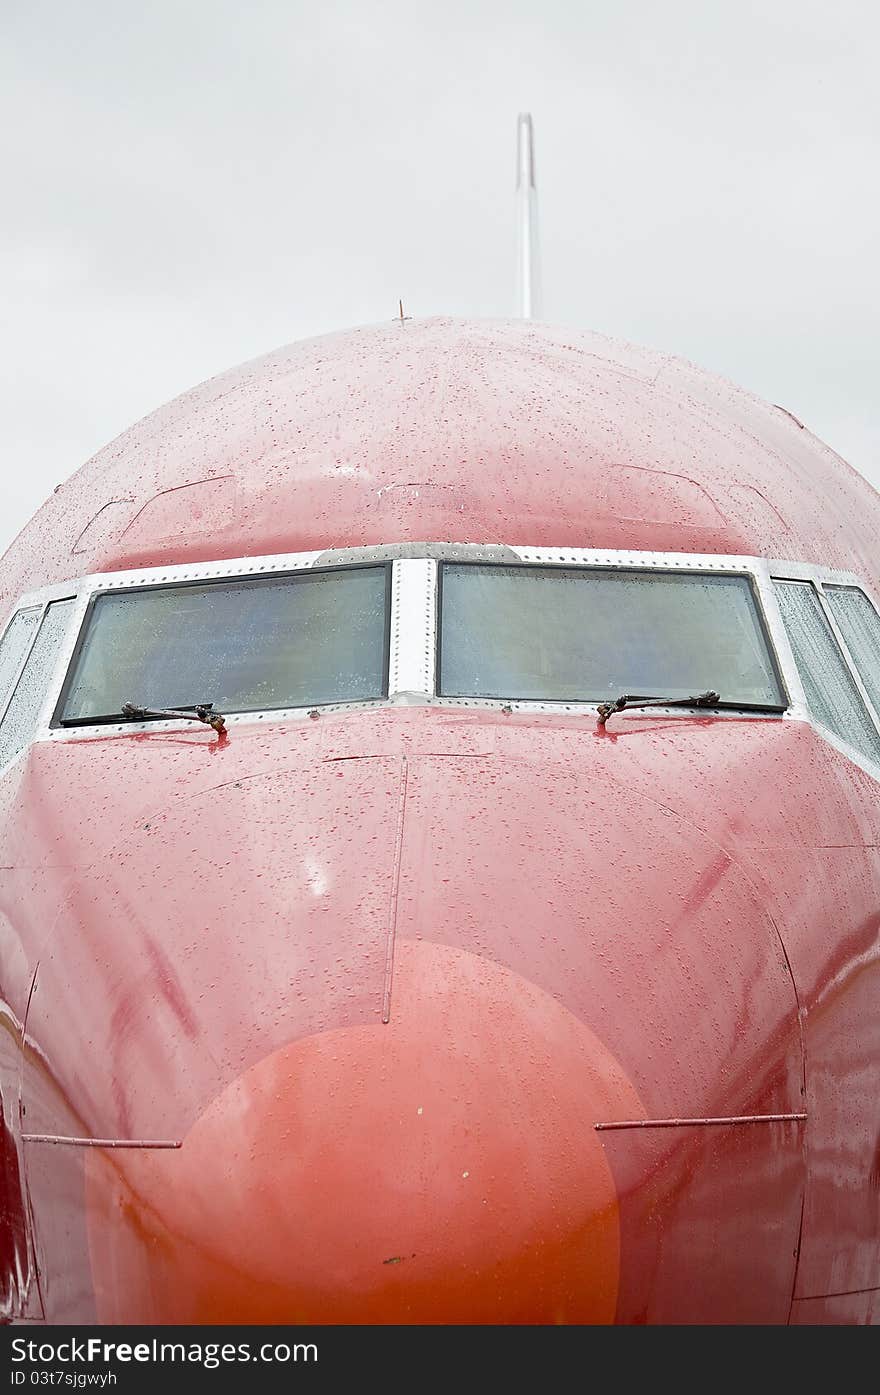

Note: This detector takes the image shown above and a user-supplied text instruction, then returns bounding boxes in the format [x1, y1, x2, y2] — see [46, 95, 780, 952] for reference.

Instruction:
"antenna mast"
[515, 113, 541, 319]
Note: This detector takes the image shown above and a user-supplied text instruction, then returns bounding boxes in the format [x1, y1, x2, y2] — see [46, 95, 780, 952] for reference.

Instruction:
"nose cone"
[86, 940, 643, 1323]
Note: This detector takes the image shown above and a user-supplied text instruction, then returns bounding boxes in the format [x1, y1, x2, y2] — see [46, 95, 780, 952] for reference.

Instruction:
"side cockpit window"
[774, 581, 880, 767]
[0, 609, 41, 713]
[438, 564, 785, 709]
[0, 601, 76, 770]
[54, 565, 390, 726]
[824, 586, 880, 720]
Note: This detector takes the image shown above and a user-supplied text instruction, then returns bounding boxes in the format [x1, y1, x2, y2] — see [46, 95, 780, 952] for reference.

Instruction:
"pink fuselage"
[1, 319, 878, 1323]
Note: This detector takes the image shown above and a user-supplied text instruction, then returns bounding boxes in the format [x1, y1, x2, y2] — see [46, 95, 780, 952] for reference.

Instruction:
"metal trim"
[22, 1134, 181, 1150]
[595, 1112, 807, 1131]
[753, 560, 809, 718]
[0, 542, 875, 772]
[429, 695, 784, 720]
[14, 544, 878, 613]
[18, 550, 325, 610]
[389, 559, 436, 697]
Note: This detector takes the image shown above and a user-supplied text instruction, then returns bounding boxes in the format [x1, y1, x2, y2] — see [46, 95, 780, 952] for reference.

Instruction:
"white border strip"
[389, 559, 435, 698]
[0, 543, 875, 789]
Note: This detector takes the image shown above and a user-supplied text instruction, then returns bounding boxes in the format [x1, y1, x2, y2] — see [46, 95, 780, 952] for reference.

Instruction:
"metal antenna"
[515, 113, 541, 319]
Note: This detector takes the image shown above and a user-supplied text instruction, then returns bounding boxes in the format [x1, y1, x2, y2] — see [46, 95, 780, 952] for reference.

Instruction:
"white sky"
[2, 0, 878, 555]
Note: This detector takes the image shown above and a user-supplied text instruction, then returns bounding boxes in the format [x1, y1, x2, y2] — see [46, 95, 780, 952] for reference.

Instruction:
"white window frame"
[768, 561, 880, 778]
[0, 544, 873, 783]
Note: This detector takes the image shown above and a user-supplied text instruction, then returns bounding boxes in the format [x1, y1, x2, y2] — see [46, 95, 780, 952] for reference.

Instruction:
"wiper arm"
[59, 702, 227, 731]
[596, 690, 721, 727]
[120, 702, 227, 732]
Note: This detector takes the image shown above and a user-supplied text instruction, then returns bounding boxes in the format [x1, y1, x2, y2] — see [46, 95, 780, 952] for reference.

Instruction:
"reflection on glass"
[775, 581, 880, 766]
[440, 565, 784, 706]
[824, 586, 880, 719]
[59, 567, 388, 722]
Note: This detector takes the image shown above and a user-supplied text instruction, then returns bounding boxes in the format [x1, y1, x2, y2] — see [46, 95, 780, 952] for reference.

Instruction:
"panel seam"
[381, 754, 409, 1024]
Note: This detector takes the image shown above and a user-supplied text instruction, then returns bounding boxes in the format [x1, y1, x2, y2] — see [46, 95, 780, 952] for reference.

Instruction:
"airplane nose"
[86, 939, 644, 1323]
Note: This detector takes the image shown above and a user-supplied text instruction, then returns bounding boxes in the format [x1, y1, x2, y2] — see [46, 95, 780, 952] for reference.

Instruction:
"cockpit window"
[56, 565, 390, 725]
[438, 564, 785, 707]
[0, 608, 41, 715]
[0, 601, 75, 769]
[823, 586, 880, 720]
[774, 580, 880, 766]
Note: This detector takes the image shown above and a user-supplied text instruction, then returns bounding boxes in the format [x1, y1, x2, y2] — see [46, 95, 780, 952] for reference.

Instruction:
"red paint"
[1, 318, 879, 1323]
[85, 942, 638, 1324]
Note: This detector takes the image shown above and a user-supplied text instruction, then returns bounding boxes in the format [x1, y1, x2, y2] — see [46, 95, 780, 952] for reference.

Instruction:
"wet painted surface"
[0, 704, 876, 1320]
[2, 318, 879, 610]
[1, 317, 879, 1322]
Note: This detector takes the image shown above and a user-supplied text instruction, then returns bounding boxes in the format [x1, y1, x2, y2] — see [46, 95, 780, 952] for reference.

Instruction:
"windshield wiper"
[597, 690, 721, 727]
[60, 702, 227, 730]
[118, 702, 227, 732]
[61, 703, 227, 731]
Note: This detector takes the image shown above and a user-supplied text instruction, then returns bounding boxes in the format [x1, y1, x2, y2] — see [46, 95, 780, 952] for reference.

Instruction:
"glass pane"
[0, 609, 40, 714]
[824, 586, 880, 718]
[774, 581, 880, 765]
[60, 566, 389, 723]
[0, 601, 75, 769]
[440, 565, 784, 706]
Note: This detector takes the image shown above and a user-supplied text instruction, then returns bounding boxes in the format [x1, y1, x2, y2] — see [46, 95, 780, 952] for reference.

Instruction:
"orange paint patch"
[86, 941, 644, 1323]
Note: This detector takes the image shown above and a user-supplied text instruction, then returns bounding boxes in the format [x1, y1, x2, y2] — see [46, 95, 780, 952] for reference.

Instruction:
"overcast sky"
[2, 1, 878, 556]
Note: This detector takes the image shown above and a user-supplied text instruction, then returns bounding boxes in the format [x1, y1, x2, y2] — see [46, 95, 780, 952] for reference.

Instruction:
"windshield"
[57, 565, 390, 724]
[438, 564, 785, 707]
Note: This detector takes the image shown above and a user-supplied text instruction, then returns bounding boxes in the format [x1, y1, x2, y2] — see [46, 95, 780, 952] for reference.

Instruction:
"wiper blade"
[61, 702, 226, 732]
[597, 690, 721, 727]
[121, 702, 226, 732]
